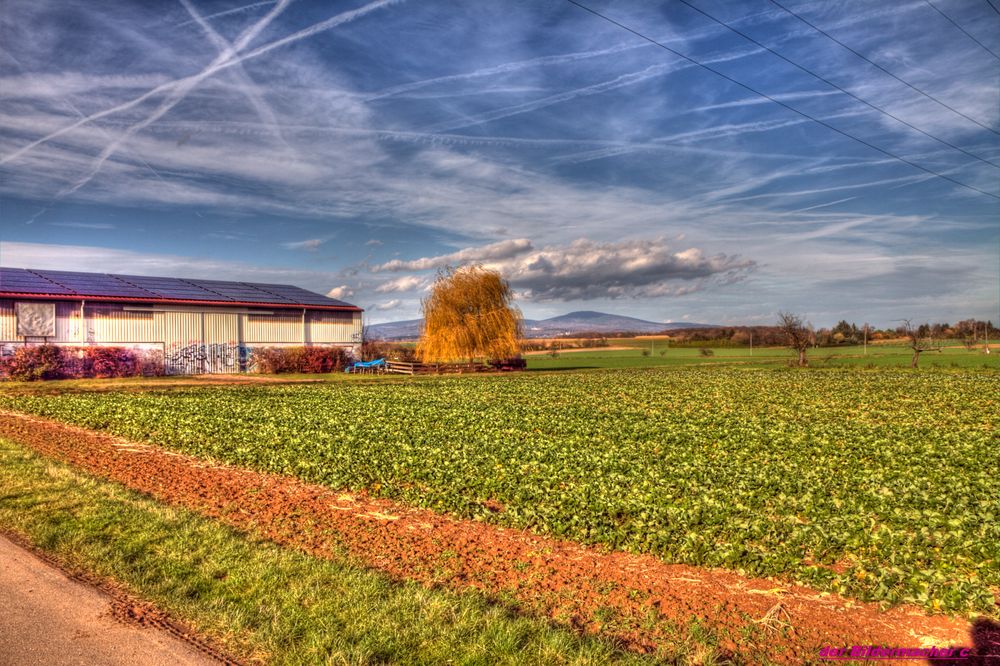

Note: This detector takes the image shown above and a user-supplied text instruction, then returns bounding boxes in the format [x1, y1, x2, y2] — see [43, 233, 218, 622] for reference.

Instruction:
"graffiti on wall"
[164, 343, 255, 375]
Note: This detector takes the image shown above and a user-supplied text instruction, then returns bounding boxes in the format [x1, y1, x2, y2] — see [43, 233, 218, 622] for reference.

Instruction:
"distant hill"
[367, 310, 713, 340]
[365, 318, 423, 340]
[525, 311, 711, 337]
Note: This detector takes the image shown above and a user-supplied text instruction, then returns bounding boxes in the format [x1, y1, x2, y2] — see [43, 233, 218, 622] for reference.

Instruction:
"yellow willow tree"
[418, 265, 522, 363]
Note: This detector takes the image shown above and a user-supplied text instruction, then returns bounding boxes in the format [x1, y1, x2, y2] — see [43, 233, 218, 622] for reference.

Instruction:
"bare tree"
[778, 311, 811, 367]
[900, 319, 941, 368]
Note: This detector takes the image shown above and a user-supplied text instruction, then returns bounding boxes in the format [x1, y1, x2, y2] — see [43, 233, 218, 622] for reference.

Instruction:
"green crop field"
[524, 343, 999, 371]
[3, 366, 996, 617]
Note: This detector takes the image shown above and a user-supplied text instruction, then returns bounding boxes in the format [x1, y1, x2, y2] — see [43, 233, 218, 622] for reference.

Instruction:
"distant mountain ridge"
[367, 310, 714, 340]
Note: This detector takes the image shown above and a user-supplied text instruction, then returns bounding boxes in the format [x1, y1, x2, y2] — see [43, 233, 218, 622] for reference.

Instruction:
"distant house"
[0, 267, 363, 375]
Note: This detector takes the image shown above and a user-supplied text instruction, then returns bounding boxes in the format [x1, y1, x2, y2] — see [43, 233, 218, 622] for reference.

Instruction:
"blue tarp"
[345, 358, 387, 372]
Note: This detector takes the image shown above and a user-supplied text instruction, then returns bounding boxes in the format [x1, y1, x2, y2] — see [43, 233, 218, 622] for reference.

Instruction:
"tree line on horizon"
[560, 318, 995, 347]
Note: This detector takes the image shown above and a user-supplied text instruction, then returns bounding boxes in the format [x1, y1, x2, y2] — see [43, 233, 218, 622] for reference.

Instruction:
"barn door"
[203, 312, 241, 373]
[163, 312, 203, 375]
[163, 311, 243, 374]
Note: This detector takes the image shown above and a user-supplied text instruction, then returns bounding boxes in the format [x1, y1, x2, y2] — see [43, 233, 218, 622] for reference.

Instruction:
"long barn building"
[0, 267, 363, 375]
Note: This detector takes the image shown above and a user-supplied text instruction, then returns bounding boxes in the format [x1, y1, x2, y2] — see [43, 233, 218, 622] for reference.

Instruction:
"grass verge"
[0, 437, 661, 665]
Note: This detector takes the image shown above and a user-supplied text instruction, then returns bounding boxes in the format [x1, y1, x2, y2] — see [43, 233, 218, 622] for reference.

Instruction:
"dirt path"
[0, 411, 980, 664]
[0, 533, 230, 666]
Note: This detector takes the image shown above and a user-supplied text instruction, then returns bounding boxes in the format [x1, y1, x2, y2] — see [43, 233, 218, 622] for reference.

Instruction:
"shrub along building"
[0, 268, 363, 375]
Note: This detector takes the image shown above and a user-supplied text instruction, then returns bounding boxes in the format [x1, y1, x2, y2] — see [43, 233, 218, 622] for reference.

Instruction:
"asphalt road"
[0, 535, 219, 666]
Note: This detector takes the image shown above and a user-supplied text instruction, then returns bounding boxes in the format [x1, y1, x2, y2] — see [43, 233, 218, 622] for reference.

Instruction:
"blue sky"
[0, 0, 997, 325]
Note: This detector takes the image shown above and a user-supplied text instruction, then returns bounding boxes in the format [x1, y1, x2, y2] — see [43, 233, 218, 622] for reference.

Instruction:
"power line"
[924, 0, 1000, 61]
[768, 0, 1000, 137]
[986, 0, 1000, 18]
[561, 0, 1000, 201]
[674, 0, 1000, 169]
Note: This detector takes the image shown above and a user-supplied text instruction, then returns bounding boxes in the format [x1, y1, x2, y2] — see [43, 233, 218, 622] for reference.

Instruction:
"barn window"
[308, 311, 352, 323]
[90, 306, 153, 320]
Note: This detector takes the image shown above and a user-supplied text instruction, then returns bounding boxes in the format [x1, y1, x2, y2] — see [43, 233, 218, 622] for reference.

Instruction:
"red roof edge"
[0, 292, 364, 312]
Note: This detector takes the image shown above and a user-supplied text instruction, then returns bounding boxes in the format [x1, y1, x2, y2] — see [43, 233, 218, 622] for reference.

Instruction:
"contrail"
[424, 45, 763, 134]
[236, 0, 403, 61]
[365, 42, 651, 102]
[364, 20, 738, 103]
[424, 62, 682, 134]
[689, 90, 840, 114]
[551, 107, 869, 167]
[785, 196, 859, 213]
[0, 46, 172, 223]
[2, 0, 402, 167]
[178, 0, 295, 153]
[174, 0, 277, 27]
[723, 173, 931, 203]
[101, 118, 819, 160]
[58, 0, 294, 197]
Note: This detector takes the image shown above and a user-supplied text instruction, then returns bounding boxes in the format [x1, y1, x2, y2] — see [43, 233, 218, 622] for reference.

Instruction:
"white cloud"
[374, 238, 533, 272]
[503, 239, 756, 301]
[327, 285, 354, 299]
[367, 237, 756, 302]
[374, 299, 402, 310]
[49, 221, 116, 229]
[282, 238, 324, 251]
[374, 275, 426, 293]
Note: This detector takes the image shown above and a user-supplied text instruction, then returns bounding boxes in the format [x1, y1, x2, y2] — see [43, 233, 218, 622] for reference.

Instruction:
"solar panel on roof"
[183, 280, 294, 304]
[154, 288, 232, 300]
[2, 268, 357, 309]
[94, 287, 157, 298]
[262, 285, 346, 306]
[246, 283, 352, 307]
[0, 268, 75, 294]
[241, 283, 300, 301]
[31, 270, 158, 299]
[218, 292, 284, 303]
[114, 275, 234, 301]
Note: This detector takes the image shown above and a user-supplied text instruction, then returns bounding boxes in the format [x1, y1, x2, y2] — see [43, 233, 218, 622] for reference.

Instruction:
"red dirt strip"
[0, 411, 978, 664]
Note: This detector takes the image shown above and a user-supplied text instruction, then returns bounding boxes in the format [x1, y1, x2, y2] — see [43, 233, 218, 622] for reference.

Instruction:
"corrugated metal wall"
[162, 311, 202, 348]
[56, 302, 83, 341]
[0, 300, 84, 342]
[244, 312, 303, 343]
[204, 313, 239, 345]
[88, 305, 161, 343]
[1, 301, 165, 344]
[0, 300, 15, 341]
[309, 310, 362, 344]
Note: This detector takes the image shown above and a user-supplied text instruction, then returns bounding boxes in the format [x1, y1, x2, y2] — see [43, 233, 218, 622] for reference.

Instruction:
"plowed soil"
[0, 411, 981, 664]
